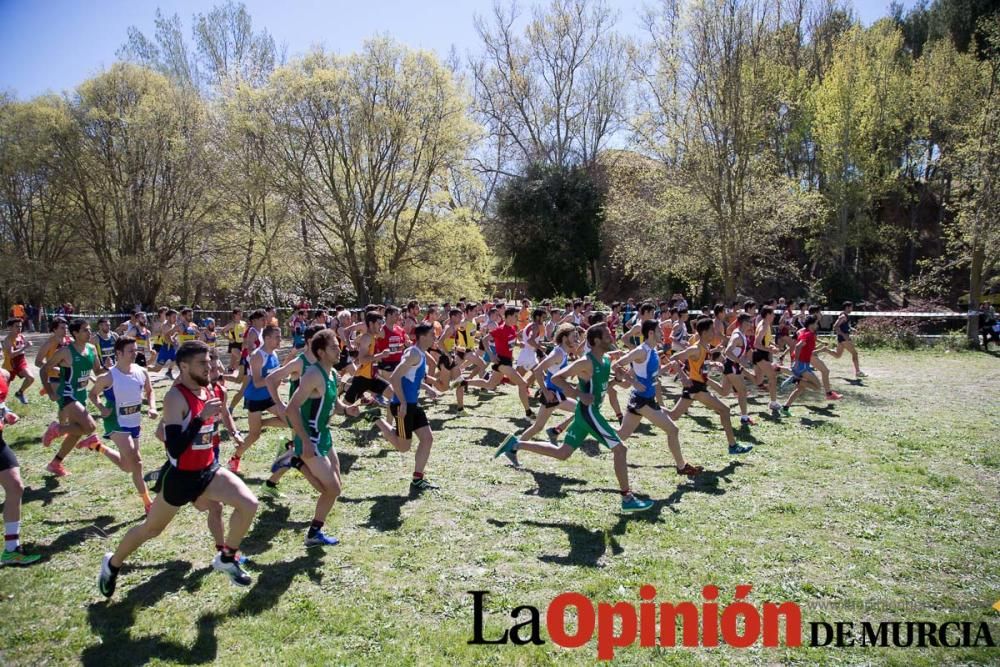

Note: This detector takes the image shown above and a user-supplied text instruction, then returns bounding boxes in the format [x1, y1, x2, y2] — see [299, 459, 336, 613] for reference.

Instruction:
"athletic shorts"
[752, 349, 771, 365]
[792, 361, 814, 380]
[60, 395, 84, 410]
[334, 355, 351, 372]
[492, 355, 514, 371]
[723, 359, 742, 375]
[228, 342, 242, 353]
[345, 375, 388, 403]
[682, 381, 709, 400]
[6, 355, 27, 376]
[156, 346, 176, 365]
[104, 425, 141, 440]
[161, 463, 219, 507]
[435, 351, 455, 371]
[538, 387, 565, 408]
[135, 351, 147, 367]
[836, 334, 847, 343]
[245, 397, 275, 413]
[564, 404, 621, 449]
[0, 434, 18, 472]
[627, 393, 660, 415]
[293, 430, 335, 458]
[377, 360, 400, 373]
[153, 343, 163, 353]
[389, 402, 429, 440]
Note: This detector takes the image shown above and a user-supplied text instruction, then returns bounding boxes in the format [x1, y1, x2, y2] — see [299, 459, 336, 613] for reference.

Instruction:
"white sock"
[5, 521, 20, 551]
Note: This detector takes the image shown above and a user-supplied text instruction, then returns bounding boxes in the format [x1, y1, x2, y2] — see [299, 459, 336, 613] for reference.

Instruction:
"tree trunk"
[966, 233, 984, 346]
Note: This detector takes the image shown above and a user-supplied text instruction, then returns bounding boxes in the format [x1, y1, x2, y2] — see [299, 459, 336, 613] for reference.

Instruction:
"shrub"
[852, 317, 921, 350]
[936, 330, 974, 352]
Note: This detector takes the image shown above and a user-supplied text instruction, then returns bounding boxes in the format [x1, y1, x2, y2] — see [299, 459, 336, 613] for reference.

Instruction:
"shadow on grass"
[800, 417, 830, 429]
[339, 485, 421, 531]
[802, 404, 839, 417]
[520, 469, 588, 498]
[39, 514, 140, 557]
[488, 518, 623, 567]
[21, 475, 68, 507]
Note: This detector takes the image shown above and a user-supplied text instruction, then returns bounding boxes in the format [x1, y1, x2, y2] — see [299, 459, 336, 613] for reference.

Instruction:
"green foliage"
[852, 317, 921, 349]
[494, 163, 603, 298]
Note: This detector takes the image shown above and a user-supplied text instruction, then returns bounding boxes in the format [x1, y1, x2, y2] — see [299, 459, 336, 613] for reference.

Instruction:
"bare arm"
[144, 370, 158, 417]
[265, 355, 302, 406]
[552, 357, 592, 402]
[88, 372, 113, 418]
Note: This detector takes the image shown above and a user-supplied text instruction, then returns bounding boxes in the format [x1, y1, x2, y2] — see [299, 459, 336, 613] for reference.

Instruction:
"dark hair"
[180, 307, 193, 316]
[248, 309, 265, 323]
[365, 311, 383, 326]
[585, 323, 608, 346]
[166, 309, 178, 317]
[808, 305, 821, 315]
[69, 318, 88, 334]
[262, 325, 281, 339]
[744, 301, 756, 310]
[414, 323, 434, 339]
[406, 300, 419, 311]
[695, 318, 714, 334]
[177, 340, 210, 365]
[737, 313, 753, 325]
[588, 311, 605, 325]
[114, 336, 136, 353]
[50, 316, 68, 329]
[713, 304, 725, 315]
[310, 328, 339, 357]
[504, 307, 518, 318]
[640, 302, 656, 315]
[641, 319, 659, 339]
[6, 318, 20, 327]
[573, 300, 584, 308]
[132, 309, 142, 316]
[385, 305, 400, 317]
[843, 301, 854, 310]
[97, 317, 109, 326]
[804, 315, 818, 328]
[797, 301, 807, 308]
[304, 324, 325, 342]
[157, 306, 168, 314]
[449, 308, 462, 318]
[555, 323, 576, 345]
[232, 308, 242, 315]
[760, 306, 774, 318]
[532, 308, 545, 320]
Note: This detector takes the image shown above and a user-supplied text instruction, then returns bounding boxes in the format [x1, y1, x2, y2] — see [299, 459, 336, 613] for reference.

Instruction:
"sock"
[307, 520, 323, 538]
[4, 521, 19, 551]
[216, 544, 224, 552]
[412, 471, 424, 481]
[265, 480, 278, 489]
[221, 545, 237, 563]
[54, 454, 64, 463]
[620, 489, 631, 498]
[552, 426, 562, 434]
[108, 561, 121, 575]
[141, 490, 152, 507]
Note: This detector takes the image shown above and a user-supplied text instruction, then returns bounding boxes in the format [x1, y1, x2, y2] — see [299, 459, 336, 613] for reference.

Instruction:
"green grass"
[1, 348, 999, 665]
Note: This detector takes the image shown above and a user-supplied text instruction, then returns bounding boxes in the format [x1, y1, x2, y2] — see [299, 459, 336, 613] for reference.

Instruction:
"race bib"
[191, 421, 215, 450]
[118, 403, 142, 417]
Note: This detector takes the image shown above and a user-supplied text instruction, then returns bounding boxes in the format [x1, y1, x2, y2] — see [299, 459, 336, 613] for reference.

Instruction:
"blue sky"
[1, 0, 910, 99]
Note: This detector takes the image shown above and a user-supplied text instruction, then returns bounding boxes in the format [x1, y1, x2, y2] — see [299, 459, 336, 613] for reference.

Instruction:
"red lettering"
[547, 593, 595, 649]
[762, 602, 802, 647]
[597, 602, 638, 660]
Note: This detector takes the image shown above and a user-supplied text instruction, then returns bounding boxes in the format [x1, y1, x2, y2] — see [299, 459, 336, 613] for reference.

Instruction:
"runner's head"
[248, 309, 266, 327]
[407, 300, 420, 317]
[503, 307, 517, 325]
[311, 328, 341, 367]
[555, 323, 577, 347]
[713, 304, 725, 318]
[365, 311, 384, 333]
[588, 311, 606, 326]
[232, 308, 243, 320]
[6, 318, 21, 333]
[744, 300, 756, 315]
[69, 318, 91, 342]
[180, 307, 193, 322]
[695, 317, 713, 338]
[413, 323, 435, 350]
[642, 318, 660, 345]
[737, 313, 753, 332]
[114, 336, 137, 363]
[262, 325, 281, 349]
[157, 306, 168, 320]
[532, 308, 545, 324]
[797, 300, 807, 311]
[384, 305, 400, 325]
[304, 324, 325, 345]
[842, 301, 853, 314]
[808, 305, 821, 316]
[586, 323, 611, 353]
[677, 308, 688, 322]
[640, 302, 656, 318]
[449, 308, 462, 325]
[177, 340, 211, 387]
[166, 308, 178, 323]
[760, 305, 774, 321]
[804, 315, 819, 331]
[50, 316, 68, 338]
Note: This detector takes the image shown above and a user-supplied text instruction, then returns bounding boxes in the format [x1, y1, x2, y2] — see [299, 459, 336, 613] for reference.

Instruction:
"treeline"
[1, 0, 997, 324]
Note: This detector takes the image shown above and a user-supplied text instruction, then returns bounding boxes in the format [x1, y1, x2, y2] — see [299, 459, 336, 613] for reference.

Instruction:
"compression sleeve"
[164, 417, 205, 460]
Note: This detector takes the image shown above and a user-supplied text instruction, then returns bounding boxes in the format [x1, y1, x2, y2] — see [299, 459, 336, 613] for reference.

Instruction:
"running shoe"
[165, 369, 174, 380]
[779, 406, 792, 417]
[856, 370, 867, 378]
[211, 552, 252, 586]
[728, 442, 753, 455]
[410, 477, 439, 490]
[525, 409, 535, 419]
[826, 391, 843, 400]
[676, 463, 704, 477]
[304, 531, 340, 547]
[739, 415, 755, 426]
[15, 391, 27, 406]
[270, 447, 295, 473]
[1, 546, 41, 567]
[227, 456, 241, 474]
[260, 484, 286, 500]
[76, 434, 100, 451]
[502, 448, 520, 468]
[545, 427, 560, 442]
[98, 552, 118, 597]
[494, 434, 519, 460]
[42, 421, 61, 447]
[373, 395, 388, 408]
[768, 401, 782, 413]
[621, 494, 654, 513]
[3, 411, 19, 426]
[45, 460, 70, 477]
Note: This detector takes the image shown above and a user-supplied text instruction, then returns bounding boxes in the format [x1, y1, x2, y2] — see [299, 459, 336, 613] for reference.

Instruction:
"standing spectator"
[25, 304, 36, 332]
[673, 293, 689, 311]
[10, 301, 26, 324]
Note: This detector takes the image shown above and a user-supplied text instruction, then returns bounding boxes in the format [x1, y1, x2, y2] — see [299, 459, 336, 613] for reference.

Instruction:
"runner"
[373, 324, 442, 490]
[750, 306, 783, 414]
[793, 305, 843, 400]
[463, 307, 534, 417]
[3, 318, 34, 404]
[132, 313, 152, 367]
[229, 309, 266, 412]
[286, 329, 352, 547]
[34, 317, 69, 402]
[150, 309, 179, 378]
[200, 317, 219, 348]
[780, 315, 825, 415]
[613, 319, 703, 477]
[667, 318, 753, 455]
[95, 318, 118, 370]
[221, 309, 246, 373]
[494, 323, 655, 513]
[88, 336, 158, 513]
[228, 324, 284, 473]
[712, 313, 754, 426]
[98, 340, 258, 597]
[825, 301, 866, 377]
[375, 306, 408, 381]
[40, 318, 106, 476]
[0, 366, 41, 566]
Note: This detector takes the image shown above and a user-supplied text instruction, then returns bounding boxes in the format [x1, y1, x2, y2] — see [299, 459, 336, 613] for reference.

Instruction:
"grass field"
[1, 346, 999, 665]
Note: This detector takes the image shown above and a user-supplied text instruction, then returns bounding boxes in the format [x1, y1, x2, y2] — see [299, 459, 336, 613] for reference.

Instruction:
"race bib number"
[191, 421, 216, 450]
[118, 403, 142, 417]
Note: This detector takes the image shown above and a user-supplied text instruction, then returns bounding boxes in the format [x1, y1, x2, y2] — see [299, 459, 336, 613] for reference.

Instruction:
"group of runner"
[0, 297, 865, 596]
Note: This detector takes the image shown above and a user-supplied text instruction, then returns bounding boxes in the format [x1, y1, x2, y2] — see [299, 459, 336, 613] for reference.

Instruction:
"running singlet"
[289, 353, 315, 397]
[544, 347, 569, 393]
[245, 348, 279, 401]
[299, 366, 338, 450]
[177, 322, 198, 344]
[356, 339, 376, 379]
[44, 336, 71, 381]
[60, 343, 96, 404]
[580, 352, 611, 403]
[492, 324, 517, 359]
[228, 321, 246, 343]
[458, 320, 476, 349]
[688, 345, 708, 383]
[631, 343, 659, 399]
[240, 326, 260, 362]
[2, 333, 25, 372]
[97, 333, 117, 367]
[171, 385, 218, 471]
[796, 329, 817, 363]
[375, 324, 407, 363]
[391, 347, 426, 405]
[135, 328, 151, 354]
[203, 329, 218, 344]
[103, 366, 146, 432]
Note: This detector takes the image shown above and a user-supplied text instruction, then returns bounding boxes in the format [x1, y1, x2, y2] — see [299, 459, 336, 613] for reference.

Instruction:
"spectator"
[10, 300, 26, 323]
[978, 302, 998, 349]
[25, 303, 37, 332]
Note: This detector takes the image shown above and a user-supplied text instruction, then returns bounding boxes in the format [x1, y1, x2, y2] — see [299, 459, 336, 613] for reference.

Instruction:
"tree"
[493, 162, 602, 297]
[258, 38, 477, 304]
[55, 63, 218, 310]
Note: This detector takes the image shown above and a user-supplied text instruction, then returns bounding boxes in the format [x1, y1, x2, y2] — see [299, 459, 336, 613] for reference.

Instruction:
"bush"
[852, 317, 921, 350]
[935, 331, 974, 352]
